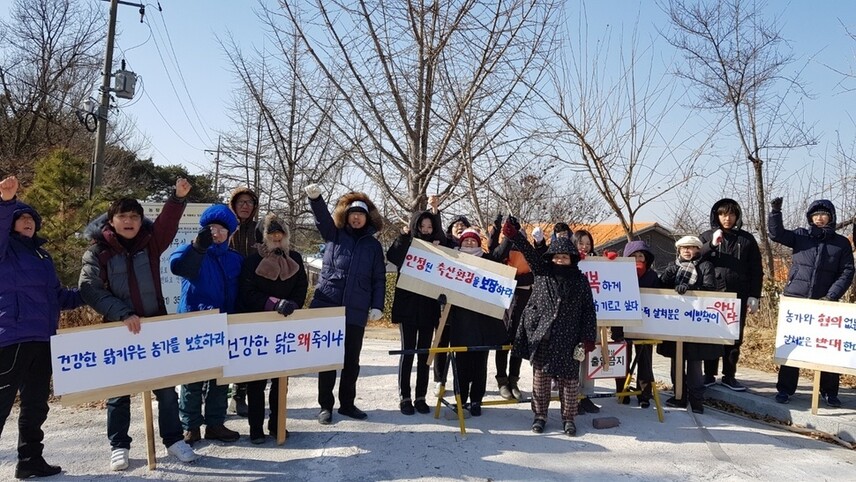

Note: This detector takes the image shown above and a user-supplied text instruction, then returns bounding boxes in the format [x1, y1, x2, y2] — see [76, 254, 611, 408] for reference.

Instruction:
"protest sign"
[623, 288, 741, 344]
[579, 257, 642, 327]
[773, 296, 856, 376]
[396, 238, 517, 320]
[585, 342, 628, 379]
[52, 310, 226, 405]
[218, 307, 346, 385]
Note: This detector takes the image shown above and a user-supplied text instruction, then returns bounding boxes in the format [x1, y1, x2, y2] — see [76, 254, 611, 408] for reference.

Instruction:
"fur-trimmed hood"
[332, 192, 383, 231]
[255, 211, 291, 252]
[229, 186, 259, 222]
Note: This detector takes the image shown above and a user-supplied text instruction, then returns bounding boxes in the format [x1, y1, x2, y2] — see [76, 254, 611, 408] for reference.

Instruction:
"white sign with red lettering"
[623, 288, 741, 344]
[585, 342, 628, 379]
[578, 257, 642, 326]
[773, 296, 856, 375]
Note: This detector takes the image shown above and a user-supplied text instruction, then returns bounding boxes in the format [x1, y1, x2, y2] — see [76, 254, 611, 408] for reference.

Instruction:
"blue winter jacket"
[308, 195, 385, 327]
[0, 199, 83, 347]
[768, 199, 855, 300]
[170, 241, 243, 314]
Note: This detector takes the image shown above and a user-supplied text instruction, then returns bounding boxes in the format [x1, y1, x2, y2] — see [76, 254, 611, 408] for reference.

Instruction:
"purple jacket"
[0, 199, 83, 347]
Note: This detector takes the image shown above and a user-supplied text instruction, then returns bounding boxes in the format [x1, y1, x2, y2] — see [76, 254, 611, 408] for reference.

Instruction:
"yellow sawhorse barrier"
[615, 339, 664, 423]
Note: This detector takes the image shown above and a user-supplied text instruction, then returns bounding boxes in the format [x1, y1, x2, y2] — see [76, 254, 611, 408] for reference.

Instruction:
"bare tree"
[273, 0, 558, 214]
[0, 0, 104, 179]
[662, 0, 817, 278]
[544, 8, 711, 242]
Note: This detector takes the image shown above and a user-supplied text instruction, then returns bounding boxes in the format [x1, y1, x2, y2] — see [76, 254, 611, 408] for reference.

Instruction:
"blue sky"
[2, 1, 854, 224]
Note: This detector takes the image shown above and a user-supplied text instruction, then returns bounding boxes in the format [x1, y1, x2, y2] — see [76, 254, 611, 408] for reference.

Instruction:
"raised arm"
[306, 184, 337, 242]
[0, 176, 19, 256]
[151, 179, 190, 255]
[767, 197, 796, 248]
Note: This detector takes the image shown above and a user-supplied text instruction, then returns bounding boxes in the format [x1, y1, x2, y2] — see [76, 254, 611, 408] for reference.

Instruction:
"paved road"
[2, 334, 855, 481]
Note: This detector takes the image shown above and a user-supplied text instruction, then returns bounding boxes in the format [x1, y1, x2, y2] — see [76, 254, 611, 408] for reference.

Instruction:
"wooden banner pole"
[142, 391, 156, 470]
[675, 342, 684, 402]
[427, 297, 451, 366]
[277, 376, 288, 445]
[811, 370, 820, 415]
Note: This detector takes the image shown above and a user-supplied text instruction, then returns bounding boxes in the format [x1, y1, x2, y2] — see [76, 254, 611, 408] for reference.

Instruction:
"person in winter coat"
[488, 214, 535, 401]
[236, 213, 308, 443]
[504, 218, 597, 437]
[79, 179, 199, 470]
[444, 214, 471, 248]
[658, 235, 719, 414]
[769, 198, 855, 407]
[568, 228, 602, 415]
[622, 240, 662, 408]
[227, 186, 260, 417]
[170, 204, 242, 445]
[443, 228, 507, 418]
[0, 176, 84, 479]
[699, 199, 763, 392]
[386, 202, 447, 416]
[304, 184, 385, 424]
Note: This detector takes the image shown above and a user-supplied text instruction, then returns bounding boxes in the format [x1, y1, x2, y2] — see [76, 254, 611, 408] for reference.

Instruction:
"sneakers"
[414, 399, 431, 414]
[531, 418, 546, 434]
[338, 405, 368, 420]
[229, 396, 249, 418]
[824, 393, 842, 408]
[318, 409, 333, 425]
[775, 392, 789, 404]
[469, 402, 482, 417]
[183, 428, 201, 446]
[721, 377, 747, 392]
[15, 456, 61, 479]
[400, 399, 415, 415]
[498, 384, 514, 400]
[579, 397, 600, 414]
[204, 424, 240, 443]
[110, 448, 129, 471]
[703, 374, 717, 387]
[665, 396, 687, 408]
[167, 440, 199, 463]
[563, 420, 577, 436]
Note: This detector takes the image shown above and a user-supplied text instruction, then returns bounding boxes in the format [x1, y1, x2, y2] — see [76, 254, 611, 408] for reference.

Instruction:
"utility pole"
[205, 135, 229, 196]
[89, 0, 145, 199]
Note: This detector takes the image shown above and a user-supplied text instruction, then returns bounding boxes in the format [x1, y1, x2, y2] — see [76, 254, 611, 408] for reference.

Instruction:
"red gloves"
[604, 250, 618, 260]
[502, 218, 519, 238]
[584, 340, 596, 353]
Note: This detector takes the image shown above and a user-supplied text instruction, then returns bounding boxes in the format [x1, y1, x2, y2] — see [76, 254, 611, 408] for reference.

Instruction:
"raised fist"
[501, 219, 518, 239]
[531, 226, 545, 243]
[770, 197, 783, 212]
[0, 176, 18, 201]
[304, 183, 323, 200]
[175, 178, 191, 198]
[493, 213, 503, 231]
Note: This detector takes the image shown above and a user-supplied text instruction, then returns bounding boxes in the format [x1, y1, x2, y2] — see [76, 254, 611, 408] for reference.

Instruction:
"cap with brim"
[675, 235, 703, 249]
[347, 200, 369, 214]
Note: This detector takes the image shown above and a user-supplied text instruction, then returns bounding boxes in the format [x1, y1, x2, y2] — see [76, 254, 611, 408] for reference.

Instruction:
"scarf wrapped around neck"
[674, 258, 698, 287]
[255, 243, 300, 281]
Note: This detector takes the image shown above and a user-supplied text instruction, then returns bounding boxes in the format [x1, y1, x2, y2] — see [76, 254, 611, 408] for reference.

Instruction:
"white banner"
[585, 342, 628, 379]
[579, 257, 642, 326]
[774, 296, 856, 375]
[52, 311, 227, 397]
[220, 308, 346, 383]
[142, 202, 211, 314]
[623, 288, 741, 344]
[396, 239, 517, 319]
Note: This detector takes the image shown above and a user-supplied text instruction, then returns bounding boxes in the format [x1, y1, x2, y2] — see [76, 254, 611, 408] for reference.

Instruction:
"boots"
[637, 382, 652, 408]
[509, 376, 522, 400]
[496, 376, 513, 400]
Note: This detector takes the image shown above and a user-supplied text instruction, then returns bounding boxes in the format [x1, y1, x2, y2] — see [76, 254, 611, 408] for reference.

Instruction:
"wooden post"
[277, 376, 288, 445]
[811, 370, 821, 415]
[427, 301, 452, 366]
[674, 342, 684, 402]
[142, 391, 156, 470]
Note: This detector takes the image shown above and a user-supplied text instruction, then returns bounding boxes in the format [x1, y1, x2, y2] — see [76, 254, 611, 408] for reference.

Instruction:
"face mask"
[460, 246, 483, 256]
[636, 261, 647, 278]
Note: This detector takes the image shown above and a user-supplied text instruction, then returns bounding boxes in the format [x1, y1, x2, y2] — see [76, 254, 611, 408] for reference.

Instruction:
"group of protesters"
[1, 169, 853, 478]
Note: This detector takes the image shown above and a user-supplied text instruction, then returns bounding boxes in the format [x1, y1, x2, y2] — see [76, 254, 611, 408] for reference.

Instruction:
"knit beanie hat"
[346, 200, 369, 215]
[458, 228, 482, 245]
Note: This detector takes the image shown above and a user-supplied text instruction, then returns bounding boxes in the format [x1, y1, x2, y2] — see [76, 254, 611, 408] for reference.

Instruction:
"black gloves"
[675, 284, 689, 295]
[275, 299, 299, 316]
[192, 227, 214, 253]
[770, 197, 783, 212]
[493, 213, 503, 232]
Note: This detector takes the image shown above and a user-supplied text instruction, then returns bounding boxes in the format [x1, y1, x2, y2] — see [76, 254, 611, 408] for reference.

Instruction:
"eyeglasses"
[236, 200, 255, 207]
[210, 226, 229, 235]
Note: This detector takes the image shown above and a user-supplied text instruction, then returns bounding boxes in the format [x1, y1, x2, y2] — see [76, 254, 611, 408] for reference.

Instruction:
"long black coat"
[699, 199, 763, 300]
[657, 257, 721, 361]
[508, 232, 597, 380]
[447, 248, 507, 348]
[386, 211, 446, 327]
[237, 250, 309, 312]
